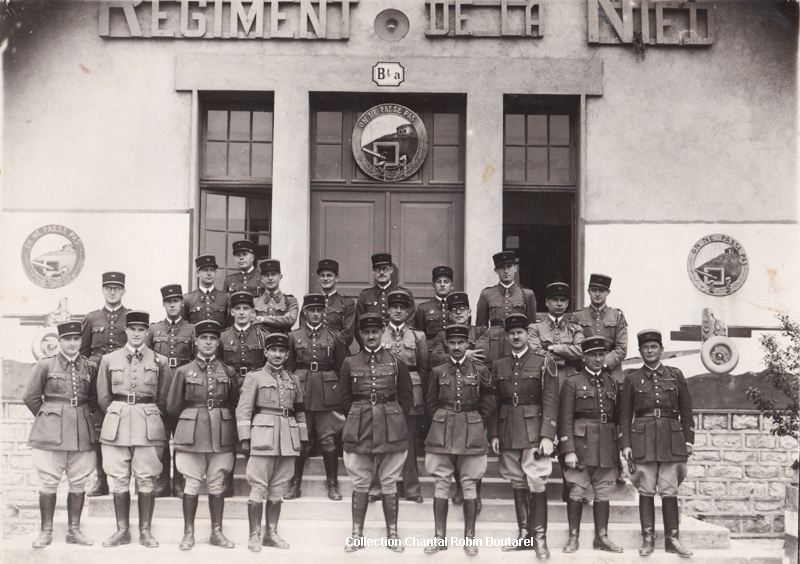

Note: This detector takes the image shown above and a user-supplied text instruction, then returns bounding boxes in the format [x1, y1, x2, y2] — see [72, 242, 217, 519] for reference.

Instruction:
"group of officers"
[22, 241, 695, 559]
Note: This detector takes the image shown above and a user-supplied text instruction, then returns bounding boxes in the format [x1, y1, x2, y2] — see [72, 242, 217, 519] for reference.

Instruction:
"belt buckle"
[310, 361, 319, 372]
[453, 400, 462, 413]
[127, 393, 136, 405]
[70, 397, 78, 407]
[207, 399, 215, 409]
[169, 358, 177, 367]
[600, 413, 608, 424]
[240, 367, 248, 376]
[282, 407, 290, 417]
[370, 393, 378, 405]
[512, 394, 519, 407]
[653, 408, 661, 418]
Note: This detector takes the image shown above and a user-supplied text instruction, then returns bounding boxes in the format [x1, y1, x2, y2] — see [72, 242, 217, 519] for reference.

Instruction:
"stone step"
[40, 515, 728, 550]
[86, 496, 656, 523]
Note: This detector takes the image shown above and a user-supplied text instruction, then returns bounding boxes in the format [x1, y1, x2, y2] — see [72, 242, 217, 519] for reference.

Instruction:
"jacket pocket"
[289, 418, 302, 450]
[45, 372, 66, 394]
[173, 408, 198, 445]
[630, 418, 646, 459]
[110, 367, 125, 386]
[523, 403, 543, 443]
[576, 388, 596, 409]
[322, 371, 341, 407]
[258, 380, 277, 403]
[101, 403, 122, 441]
[465, 411, 487, 449]
[143, 404, 167, 441]
[185, 377, 204, 400]
[409, 371, 424, 409]
[251, 414, 275, 451]
[342, 404, 361, 445]
[572, 420, 588, 458]
[31, 404, 63, 445]
[84, 408, 97, 445]
[385, 405, 408, 443]
[670, 418, 688, 457]
[425, 410, 447, 447]
[220, 409, 237, 447]
[143, 364, 159, 386]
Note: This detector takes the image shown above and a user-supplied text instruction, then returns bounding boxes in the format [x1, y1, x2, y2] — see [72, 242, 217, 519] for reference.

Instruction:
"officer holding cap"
[489, 313, 558, 559]
[236, 332, 308, 552]
[415, 265, 455, 341]
[620, 330, 694, 558]
[340, 313, 414, 553]
[97, 311, 173, 548]
[81, 271, 129, 497]
[23, 321, 98, 549]
[224, 240, 267, 298]
[476, 252, 537, 366]
[184, 255, 230, 328]
[253, 260, 299, 335]
[146, 284, 195, 497]
[558, 336, 623, 554]
[355, 253, 416, 346]
[285, 294, 348, 500]
[301, 259, 356, 348]
[166, 320, 239, 551]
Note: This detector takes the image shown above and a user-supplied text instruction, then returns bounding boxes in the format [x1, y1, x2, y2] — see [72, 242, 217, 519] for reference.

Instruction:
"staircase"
[2, 455, 782, 563]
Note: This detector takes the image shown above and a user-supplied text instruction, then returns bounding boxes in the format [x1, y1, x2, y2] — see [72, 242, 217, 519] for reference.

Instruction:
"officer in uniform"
[146, 284, 195, 498]
[415, 265, 454, 342]
[558, 336, 623, 554]
[423, 324, 496, 556]
[490, 313, 558, 559]
[300, 259, 356, 348]
[24, 321, 97, 549]
[166, 320, 238, 550]
[183, 255, 229, 328]
[81, 271, 129, 497]
[476, 251, 537, 366]
[236, 332, 308, 552]
[285, 294, 348, 500]
[253, 259, 299, 334]
[339, 313, 414, 553]
[97, 311, 173, 548]
[355, 253, 416, 345]
[620, 330, 694, 559]
[224, 240, 267, 298]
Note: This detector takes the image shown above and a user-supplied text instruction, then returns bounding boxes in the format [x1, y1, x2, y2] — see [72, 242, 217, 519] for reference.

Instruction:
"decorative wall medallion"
[21, 225, 85, 288]
[687, 234, 748, 296]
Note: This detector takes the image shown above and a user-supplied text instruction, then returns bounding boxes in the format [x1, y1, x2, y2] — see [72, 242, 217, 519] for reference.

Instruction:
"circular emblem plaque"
[21, 225, 85, 289]
[687, 234, 748, 296]
[352, 104, 428, 182]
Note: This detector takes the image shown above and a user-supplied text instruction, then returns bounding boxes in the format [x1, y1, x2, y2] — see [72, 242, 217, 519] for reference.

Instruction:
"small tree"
[746, 314, 800, 445]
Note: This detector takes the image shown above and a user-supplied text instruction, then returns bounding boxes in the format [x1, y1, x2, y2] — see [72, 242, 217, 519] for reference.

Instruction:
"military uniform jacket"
[429, 325, 491, 367]
[528, 316, 585, 376]
[166, 357, 240, 453]
[425, 357, 496, 455]
[491, 348, 559, 450]
[299, 291, 356, 348]
[80, 306, 129, 361]
[355, 283, 417, 344]
[381, 324, 429, 416]
[286, 324, 347, 411]
[619, 365, 694, 463]
[224, 268, 267, 298]
[415, 297, 449, 341]
[558, 369, 619, 468]
[236, 364, 308, 456]
[254, 290, 299, 334]
[97, 347, 172, 447]
[23, 353, 98, 452]
[145, 318, 196, 368]
[571, 306, 628, 382]
[339, 348, 414, 454]
[183, 288, 229, 328]
[475, 283, 536, 364]
[220, 324, 264, 379]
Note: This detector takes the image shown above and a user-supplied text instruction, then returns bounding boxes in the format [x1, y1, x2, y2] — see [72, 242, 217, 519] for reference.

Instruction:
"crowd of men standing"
[22, 240, 695, 559]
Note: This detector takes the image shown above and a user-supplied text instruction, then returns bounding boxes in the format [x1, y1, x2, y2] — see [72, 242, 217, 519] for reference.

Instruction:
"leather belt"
[112, 394, 156, 404]
[44, 396, 87, 407]
[238, 366, 259, 376]
[353, 392, 397, 405]
[500, 395, 540, 406]
[440, 401, 477, 412]
[255, 406, 295, 417]
[186, 399, 229, 409]
[575, 412, 613, 423]
[488, 321, 504, 328]
[297, 361, 335, 372]
[635, 409, 679, 419]
[168, 357, 191, 368]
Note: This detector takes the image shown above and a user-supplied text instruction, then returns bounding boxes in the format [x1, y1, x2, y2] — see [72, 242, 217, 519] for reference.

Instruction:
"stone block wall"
[2, 402, 43, 538]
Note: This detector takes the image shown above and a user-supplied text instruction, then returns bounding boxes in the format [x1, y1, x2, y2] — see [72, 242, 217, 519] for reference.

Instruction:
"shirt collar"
[266, 289, 283, 300]
[513, 346, 529, 360]
[590, 304, 607, 315]
[306, 323, 322, 333]
[243, 266, 255, 275]
[389, 322, 405, 333]
[234, 323, 251, 332]
[59, 351, 80, 365]
[364, 346, 382, 356]
[125, 343, 141, 355]
[200, 285, 214, 294]
[435, 296, 447, 303]
[450, 356, 465, 367]
[377, 282, 392, 291]
[499, 281, 514, 290]
[548, 314, 563, 326]
[167, 317, 182, 326]
[197, 354, 215, 363]
[644, 363, 663, 376]
[586, 368, 602, 378]
[104, 305, 123, 313]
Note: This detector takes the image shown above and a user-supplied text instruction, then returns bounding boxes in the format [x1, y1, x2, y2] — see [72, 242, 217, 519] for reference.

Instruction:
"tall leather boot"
[172, 456, 185, 498]
[344, 492, 369, 552]
[262, 500, 290, 548]
[103, 492, 132, 547]
[638, 495, 655, 556]
[593, 500, 623, 552]
[452, 468, 464, 504]
[222, 470, 235, 498]
[502, 488, 531, 551]
[662, 496, 692, 558]
[530, 491, 550, 560]
[323, 450, 342, 501]
[153, 445, 171, 497]
[563, 499, 582, 553]
[463, 498, 479, 556]
[87, 445, 109, 496]
[424, 497, 449, 554]
[476, 479, 483, 514]
[247, 501, 263, 552]
[137, 492, 159, 548]
[209, 494, 235, 548]
[382, 493, 404, 552]
[179, 494, 198, 550]
[285, 442, 310, 500]
[31, 492, 56, 548]
[66, 492, 93, 546]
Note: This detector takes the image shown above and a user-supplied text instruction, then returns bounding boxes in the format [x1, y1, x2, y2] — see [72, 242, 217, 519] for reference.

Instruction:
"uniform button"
[132, 384, 136, 388]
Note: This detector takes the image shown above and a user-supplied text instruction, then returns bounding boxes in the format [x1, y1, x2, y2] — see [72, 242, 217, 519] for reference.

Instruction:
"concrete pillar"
[464, 91, 504, 303]
[271, 87, 310, 297]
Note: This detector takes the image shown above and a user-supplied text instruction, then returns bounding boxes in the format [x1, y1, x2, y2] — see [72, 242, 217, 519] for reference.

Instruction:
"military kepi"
[637, 329, 662, 347]
[230, 291, 255, 308]
[445, 324, 470, 339]
[125, 311, 150, 327]
[195, 320, 222, 337]
[432, 265, 454, 281]
[57, 321, 81, 338]
[504, 313, 528, 332]
[195, 255, 218, 269]
[546, 282, 570, 299]
[387, 290, 411, 307]
[317, 259, 339, 274]
[102, 271, 125, 287]
[259, 259, 281, 274]
[588, 273, 612, 290]
[581, 336, 607, 354]
[371, 253, 392, 268]
[232, 239, 255, 254]
[492, 251, 516, 268]
[358, 313, 384, 330]
[264, 333, 289, 350]
[160, 284, 182, 301]
[302, 293, 326, 309]
[446, 292, 469, 309]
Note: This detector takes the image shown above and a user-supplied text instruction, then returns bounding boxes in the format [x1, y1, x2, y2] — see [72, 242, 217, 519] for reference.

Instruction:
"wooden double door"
[310, 190, 464, 300]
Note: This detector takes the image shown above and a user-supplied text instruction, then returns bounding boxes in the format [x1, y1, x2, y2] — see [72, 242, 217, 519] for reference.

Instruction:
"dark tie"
[127, 350, 142, 363]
